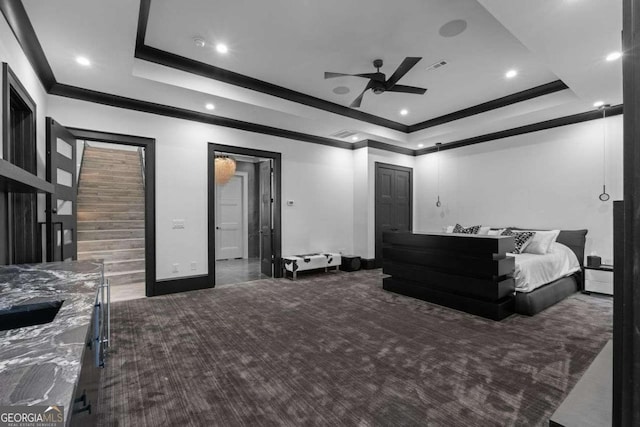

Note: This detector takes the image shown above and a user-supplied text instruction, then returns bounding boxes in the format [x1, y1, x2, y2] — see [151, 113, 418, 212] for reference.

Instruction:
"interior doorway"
[374, 162, 413, 268]
[68, 128, 156, 300]
[208, 144, 282, 286]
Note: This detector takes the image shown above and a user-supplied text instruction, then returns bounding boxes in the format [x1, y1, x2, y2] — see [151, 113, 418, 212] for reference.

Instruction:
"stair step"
[79, 183, 144, 191]
[78, 238, 145, 252]
[82, 160, 140, 169]
[78, 220, 145, 231]
[106, 270, 146, 286]
[78, 229, 145, 241]
[104, 258, 145, 274]
[78, 211, 144, 221]
[78, 195, 145, 204]
[80, 172, 142, 181]
[78, 189, 144, 197]
[80, 170, 142, 183]
[84, 149, 139, 158]
[78, 247, 145, 261]
[78, 203, 144, 212]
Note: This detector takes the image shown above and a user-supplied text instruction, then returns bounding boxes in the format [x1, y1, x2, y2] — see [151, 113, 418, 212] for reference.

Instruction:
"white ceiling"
[145, 0, 559, 123]
[21, 0, 623, 149]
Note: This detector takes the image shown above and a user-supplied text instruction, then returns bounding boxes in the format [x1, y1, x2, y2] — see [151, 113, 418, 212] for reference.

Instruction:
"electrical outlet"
[190, 261, 197, 271]
[172, 263, 179, 273]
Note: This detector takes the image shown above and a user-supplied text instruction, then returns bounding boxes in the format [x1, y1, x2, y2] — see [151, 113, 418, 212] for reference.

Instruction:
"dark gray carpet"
[97, 270, 612, 426]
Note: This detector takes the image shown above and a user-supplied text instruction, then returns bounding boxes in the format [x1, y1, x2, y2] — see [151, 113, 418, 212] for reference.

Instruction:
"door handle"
[215, 226, 220, 230]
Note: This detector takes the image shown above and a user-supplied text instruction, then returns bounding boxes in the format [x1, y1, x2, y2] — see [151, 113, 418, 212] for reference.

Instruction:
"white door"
[216, 174, 245, 260]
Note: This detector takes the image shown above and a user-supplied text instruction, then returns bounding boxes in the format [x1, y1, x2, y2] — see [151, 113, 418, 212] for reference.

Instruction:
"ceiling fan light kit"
[324, 57, 428, 108]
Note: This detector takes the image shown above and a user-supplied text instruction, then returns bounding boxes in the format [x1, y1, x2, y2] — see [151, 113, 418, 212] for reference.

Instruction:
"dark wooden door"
[259, 160, 273, 276]
[375, 163, 413, 267]
[46, 118, 78, 262]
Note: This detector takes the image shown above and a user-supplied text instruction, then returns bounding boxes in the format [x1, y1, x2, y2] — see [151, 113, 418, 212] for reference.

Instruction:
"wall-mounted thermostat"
[287, 200, 294, 206]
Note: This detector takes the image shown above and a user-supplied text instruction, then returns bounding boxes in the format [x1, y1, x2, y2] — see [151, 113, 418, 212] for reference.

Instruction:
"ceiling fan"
[325, 57, 427, 108]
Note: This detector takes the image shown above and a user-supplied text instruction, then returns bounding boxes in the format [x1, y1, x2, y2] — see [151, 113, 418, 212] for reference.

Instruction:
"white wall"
[415, 115, 623, 264]
[0, 15, 49, 221]
[47, 95, 356, 279]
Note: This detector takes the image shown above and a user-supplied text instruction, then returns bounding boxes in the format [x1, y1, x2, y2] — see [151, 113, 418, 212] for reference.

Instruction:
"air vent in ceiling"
[426, 60, 448, 71]
[330, 130, 358, 139]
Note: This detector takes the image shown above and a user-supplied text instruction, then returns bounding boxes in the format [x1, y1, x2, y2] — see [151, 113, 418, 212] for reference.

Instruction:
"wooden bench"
[283, 253, 342, 280]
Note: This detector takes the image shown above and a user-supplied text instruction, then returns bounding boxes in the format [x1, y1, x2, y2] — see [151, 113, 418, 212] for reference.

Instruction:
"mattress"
[508, 242, 580, 293]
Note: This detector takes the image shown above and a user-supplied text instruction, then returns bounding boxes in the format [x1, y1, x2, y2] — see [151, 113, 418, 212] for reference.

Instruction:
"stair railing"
[138, 147, 146, 187]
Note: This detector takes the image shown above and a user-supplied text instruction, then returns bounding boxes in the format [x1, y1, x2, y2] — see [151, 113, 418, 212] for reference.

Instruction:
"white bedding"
[508, 242, 580, 293]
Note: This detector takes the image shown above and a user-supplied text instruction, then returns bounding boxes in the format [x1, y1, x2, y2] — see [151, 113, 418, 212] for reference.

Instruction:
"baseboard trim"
[361, 258, 377, 270]
[154, 274, 212, 296]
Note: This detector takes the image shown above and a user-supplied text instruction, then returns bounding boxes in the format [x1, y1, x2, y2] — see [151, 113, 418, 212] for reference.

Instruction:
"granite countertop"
[0, 261, 103, 423]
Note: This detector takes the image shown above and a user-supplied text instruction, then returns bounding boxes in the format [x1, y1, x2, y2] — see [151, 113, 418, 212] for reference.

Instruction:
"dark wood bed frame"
[382, 229, 587, 321]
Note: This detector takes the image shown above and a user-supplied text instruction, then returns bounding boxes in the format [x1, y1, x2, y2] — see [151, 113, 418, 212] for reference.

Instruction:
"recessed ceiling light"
[76, 56, 91, 67]
[593, 101, 604, 108]
[606, 51, 622, 61]
[505, 69, 517, 79]
[216, 43, 228, 54]
[205, 103, 215, 110]
[193, 37, 206, 48]
[418, 143, 425, 148]
[400, 109, 409, 116]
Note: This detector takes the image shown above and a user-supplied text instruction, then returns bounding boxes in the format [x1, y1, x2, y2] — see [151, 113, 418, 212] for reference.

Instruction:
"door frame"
[67, 127, 157, 297]
[215, 171, 249, 260]
[208, 143, 282, 286]
[374, 162, 413, 268]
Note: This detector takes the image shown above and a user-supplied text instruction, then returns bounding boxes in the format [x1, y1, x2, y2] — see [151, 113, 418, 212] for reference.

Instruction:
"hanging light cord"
[602, 108, 606, 189]
[436, 144, 441, 207]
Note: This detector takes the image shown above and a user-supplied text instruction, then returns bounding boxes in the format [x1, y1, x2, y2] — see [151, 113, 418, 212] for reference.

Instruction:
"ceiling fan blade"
[386, 84, 427, 94]
[325, 72, 352, 79]
[325, 72, 381, 80]
[385, 57, 422, 88]
[350, 81, 374, 108]
[355, 72, 385, 81]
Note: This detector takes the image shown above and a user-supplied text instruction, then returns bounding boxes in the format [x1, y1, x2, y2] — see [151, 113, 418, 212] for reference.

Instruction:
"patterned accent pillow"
[453, 224, 481, 234]
[501, 229, 536, 254]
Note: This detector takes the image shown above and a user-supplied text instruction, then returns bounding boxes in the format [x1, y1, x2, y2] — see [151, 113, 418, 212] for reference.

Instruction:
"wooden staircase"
[77, 146, 145, 290]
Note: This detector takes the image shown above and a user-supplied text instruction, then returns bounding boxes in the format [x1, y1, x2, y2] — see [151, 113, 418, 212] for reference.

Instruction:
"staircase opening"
[76, 141, 146, 302]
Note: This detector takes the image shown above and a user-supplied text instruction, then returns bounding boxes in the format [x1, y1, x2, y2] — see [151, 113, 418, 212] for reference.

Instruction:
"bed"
[509, 228, 587, 316]
[382, 228, 587, 320]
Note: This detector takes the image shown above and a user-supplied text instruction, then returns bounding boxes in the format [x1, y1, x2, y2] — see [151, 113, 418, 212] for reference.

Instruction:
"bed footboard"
[382, 232, 516, 321]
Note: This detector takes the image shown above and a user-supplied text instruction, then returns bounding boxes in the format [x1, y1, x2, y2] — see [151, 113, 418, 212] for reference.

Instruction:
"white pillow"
[444, 225, 455, 233]
[522, 229, 560, 254]
[487, 228, 505, 236]
[477, 226, 491, 235]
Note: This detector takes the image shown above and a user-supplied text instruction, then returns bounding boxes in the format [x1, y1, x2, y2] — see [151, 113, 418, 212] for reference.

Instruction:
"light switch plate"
[172, 219, 185, 229]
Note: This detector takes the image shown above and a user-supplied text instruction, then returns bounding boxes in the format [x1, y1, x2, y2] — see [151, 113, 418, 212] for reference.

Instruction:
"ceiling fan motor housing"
[372, 81, 386, 94]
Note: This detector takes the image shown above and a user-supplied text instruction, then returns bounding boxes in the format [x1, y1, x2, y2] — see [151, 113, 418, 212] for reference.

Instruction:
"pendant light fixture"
[435, 142, 442, 207]
[214, 155, 237, 185]
[598, 104, 611, 201]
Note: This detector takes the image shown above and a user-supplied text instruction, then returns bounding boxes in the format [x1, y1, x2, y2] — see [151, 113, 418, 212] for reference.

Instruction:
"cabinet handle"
[73, 390, 92, 415]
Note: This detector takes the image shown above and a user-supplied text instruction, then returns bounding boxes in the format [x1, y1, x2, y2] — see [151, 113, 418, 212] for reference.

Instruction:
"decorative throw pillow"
[453, 224, 481, 234]
[443, 225, 455, 233]
[501, 229, 535, 254]
[522, 229, 560, 254]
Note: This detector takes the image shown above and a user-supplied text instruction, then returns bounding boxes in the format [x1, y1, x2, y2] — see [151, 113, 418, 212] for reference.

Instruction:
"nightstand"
[584, 265, 613, 295]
